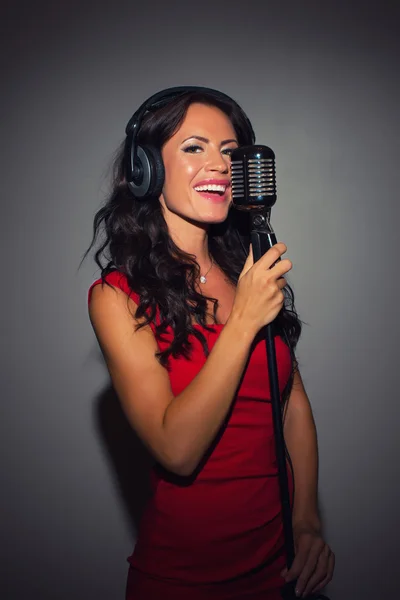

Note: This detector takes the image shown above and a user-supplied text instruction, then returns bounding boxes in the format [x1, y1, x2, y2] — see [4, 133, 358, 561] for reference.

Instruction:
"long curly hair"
[83, 90, 302, 406]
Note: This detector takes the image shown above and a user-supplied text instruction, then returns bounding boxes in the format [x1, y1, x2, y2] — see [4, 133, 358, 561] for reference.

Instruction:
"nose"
[205, 148, 230, 174]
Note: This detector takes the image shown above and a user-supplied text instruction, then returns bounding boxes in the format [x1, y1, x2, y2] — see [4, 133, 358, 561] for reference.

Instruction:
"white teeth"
[194, 184, 226, 193]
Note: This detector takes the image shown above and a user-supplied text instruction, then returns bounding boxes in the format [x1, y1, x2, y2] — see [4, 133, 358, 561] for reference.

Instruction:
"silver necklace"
[199, 258, 214, 284]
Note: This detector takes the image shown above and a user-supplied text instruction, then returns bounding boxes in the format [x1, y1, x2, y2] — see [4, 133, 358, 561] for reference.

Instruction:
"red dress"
[88, 271, 294, 599]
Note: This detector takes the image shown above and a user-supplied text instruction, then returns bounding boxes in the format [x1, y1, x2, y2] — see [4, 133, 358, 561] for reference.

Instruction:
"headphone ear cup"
[127, 144, 165, 200]
[144, 145, 165, 199]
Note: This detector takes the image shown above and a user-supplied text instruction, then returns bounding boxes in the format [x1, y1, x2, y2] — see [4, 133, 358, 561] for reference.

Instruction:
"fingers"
[255, 243, 292, 278]
[284, 538, 334, 598]
[282, 548, 312, 593]
[241, 243, 291, 279]
[235, 241, 291, 331]
[239, 243, 289, 277]
[296, 543, 325, 596]
[274, 257, 292, 276]
[277, 277, 288, 290]
[310, 551, 335, 596]
[301, 544, 331, 598]
[283, 533, 324, 596]
[260, 242, 288, 269]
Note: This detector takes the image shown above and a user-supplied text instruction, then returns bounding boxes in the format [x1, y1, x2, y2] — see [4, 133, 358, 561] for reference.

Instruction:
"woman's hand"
[229, 242, 292, 335]
[281, 524, 335, 598]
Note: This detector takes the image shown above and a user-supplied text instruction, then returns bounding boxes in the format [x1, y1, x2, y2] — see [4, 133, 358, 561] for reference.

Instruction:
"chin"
[210, 213, 229, 224]
[199, 206, 230, 224]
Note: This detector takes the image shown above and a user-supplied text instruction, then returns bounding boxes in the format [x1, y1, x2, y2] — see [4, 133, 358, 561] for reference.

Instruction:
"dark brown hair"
[83, 90, 302, 378]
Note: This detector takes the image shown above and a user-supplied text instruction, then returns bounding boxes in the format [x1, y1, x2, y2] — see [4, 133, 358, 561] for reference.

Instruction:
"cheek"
[176, 156, 197, 179]
[163, 157, 197, 189]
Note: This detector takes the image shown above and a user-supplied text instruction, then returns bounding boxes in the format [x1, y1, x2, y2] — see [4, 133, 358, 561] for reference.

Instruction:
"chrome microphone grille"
[230, 145, 277, 209]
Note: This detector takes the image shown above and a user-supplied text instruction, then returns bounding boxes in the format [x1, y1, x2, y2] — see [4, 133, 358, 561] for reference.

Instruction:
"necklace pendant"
[200, 275, 207, 284]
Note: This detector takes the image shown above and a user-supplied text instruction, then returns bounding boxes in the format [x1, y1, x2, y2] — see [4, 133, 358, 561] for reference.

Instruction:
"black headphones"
[124, 86, 255, 199]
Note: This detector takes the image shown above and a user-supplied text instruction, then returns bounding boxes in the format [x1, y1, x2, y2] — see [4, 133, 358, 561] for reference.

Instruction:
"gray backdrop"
[2, 1, 399, 598]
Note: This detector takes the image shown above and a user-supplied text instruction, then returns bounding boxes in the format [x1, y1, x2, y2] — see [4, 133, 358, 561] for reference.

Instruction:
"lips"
[193, 179, 231, 203]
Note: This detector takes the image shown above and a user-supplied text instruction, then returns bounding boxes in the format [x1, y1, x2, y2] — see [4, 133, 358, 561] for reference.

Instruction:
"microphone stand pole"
[249, 208, 329, 600]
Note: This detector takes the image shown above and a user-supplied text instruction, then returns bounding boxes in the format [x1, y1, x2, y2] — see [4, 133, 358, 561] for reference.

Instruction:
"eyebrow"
[181, 135, 238, 145]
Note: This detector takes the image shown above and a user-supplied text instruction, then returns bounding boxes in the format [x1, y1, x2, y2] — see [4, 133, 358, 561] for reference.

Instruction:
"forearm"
[283, 371, 321, 531]
[162, 318, 254, 475]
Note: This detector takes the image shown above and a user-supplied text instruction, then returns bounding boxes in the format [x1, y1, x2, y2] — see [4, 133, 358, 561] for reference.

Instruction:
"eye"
[222, 147, 236, 157]
[183, 144, 203, 153]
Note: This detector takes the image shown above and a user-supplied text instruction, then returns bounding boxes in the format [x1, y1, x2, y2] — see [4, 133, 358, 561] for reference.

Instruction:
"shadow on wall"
[94, 384, 154, 536]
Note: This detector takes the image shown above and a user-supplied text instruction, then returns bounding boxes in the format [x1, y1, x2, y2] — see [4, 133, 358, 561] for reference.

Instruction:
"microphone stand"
[249, 208, 329, 600]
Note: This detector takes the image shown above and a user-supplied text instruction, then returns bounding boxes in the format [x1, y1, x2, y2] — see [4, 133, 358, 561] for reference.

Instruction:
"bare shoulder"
[89, 278, 138, 322]
[88, 280, 157, 355]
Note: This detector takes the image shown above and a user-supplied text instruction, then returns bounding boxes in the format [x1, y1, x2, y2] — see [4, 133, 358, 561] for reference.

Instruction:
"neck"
[161, 204, 212, 269]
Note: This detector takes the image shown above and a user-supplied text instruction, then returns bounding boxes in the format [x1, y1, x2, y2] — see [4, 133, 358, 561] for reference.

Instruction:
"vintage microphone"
[230, 146, 330, 600]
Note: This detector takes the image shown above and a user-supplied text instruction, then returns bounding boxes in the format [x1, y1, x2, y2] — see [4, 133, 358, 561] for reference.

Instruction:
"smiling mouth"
[193, 189, 229, 204]
[194, 183, 228, 195]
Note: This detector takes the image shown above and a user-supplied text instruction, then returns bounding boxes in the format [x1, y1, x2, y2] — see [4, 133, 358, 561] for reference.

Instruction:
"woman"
[86, 87, 334, 599]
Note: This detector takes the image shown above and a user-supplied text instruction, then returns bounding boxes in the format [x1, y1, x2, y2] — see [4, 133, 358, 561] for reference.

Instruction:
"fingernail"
[295, 589, 301, 597]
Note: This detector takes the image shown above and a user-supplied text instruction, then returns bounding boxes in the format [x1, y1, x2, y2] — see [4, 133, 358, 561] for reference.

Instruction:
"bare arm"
[89, 243, 292, 476]
[281, 371, 335, 598]
[283, 369, 321, 533]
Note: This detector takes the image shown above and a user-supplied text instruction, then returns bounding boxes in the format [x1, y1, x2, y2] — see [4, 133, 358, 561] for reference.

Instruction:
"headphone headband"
[125, 86, 255, 143]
